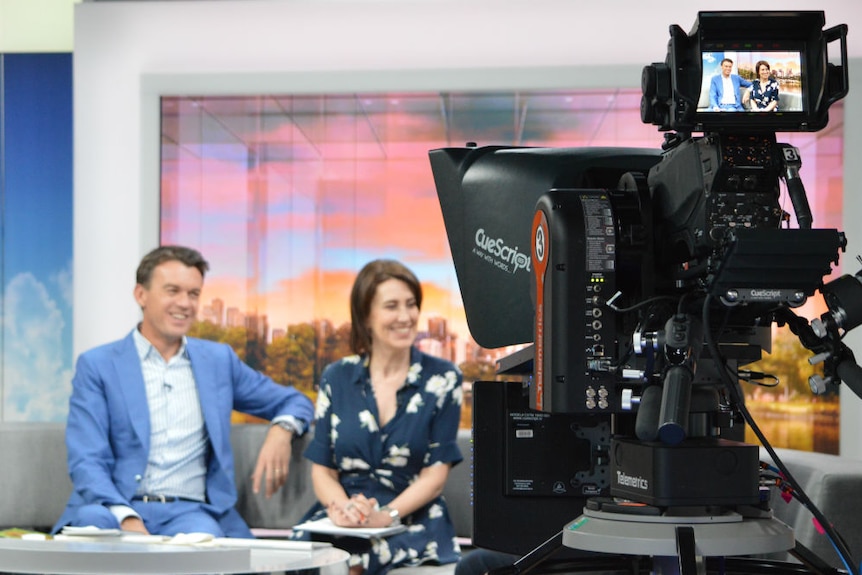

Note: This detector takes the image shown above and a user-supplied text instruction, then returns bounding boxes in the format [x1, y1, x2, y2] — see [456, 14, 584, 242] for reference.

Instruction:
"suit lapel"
[187, 339, 224, 463]
[114, 333, 150, 452]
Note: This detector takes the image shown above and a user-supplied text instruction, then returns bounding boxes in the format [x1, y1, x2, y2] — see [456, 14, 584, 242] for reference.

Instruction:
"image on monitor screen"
[698, 50, 803, 113]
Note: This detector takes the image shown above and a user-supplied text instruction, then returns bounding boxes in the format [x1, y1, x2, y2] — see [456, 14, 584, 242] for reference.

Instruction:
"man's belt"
[131, 494, 201, 503]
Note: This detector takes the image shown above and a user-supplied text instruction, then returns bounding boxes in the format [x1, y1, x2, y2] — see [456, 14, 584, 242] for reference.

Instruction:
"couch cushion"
[442, 429, 472, 539]
[0, 422, 72, 530]
[230, 425, 474, 539]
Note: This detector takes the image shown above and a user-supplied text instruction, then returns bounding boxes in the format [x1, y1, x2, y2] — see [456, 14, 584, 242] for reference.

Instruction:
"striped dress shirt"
[133, 329, 208, 501]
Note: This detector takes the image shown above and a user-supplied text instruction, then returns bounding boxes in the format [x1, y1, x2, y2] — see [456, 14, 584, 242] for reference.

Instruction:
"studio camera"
[430, 10, 860, 573]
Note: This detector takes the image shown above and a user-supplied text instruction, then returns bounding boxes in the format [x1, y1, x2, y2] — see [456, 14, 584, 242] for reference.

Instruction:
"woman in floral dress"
[290, 259, 463, 575]
[749, 60, 780, 111]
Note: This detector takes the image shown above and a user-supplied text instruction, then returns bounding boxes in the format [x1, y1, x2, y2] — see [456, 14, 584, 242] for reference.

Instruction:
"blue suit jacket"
[53, 331, 314, 535]
[709, 73, 752, 110]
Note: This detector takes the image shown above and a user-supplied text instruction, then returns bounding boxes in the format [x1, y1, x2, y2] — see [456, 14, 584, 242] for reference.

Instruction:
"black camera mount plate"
[707, 228, 844, 304]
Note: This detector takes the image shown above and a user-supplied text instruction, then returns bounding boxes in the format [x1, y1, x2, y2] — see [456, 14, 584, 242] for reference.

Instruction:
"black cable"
[598, 292, 676, 314]
[738, 370, 780, 388]
[701, 295, 860, 575]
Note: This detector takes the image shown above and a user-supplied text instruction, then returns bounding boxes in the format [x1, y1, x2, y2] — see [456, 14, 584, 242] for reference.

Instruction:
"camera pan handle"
[777, 143, 812, 229]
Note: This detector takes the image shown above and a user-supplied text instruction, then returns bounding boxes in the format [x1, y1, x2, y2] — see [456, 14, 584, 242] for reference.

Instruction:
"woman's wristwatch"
[379, 505, 401, 526]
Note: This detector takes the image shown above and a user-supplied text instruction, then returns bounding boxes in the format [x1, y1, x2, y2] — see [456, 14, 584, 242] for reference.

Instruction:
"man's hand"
[251, 424, 293, 498]
[120, 516, 149, 534]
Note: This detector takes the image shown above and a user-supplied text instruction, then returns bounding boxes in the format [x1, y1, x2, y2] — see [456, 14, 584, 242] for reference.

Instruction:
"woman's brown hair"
[349, 259, 422, 355]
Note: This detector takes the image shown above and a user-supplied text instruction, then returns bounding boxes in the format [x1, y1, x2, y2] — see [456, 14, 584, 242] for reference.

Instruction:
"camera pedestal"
[562, 508, 794, 575]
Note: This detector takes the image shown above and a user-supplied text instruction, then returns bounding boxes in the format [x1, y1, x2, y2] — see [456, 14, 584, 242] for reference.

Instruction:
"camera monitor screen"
[698, 48, 804, 114]
[642, 11, 847, 133]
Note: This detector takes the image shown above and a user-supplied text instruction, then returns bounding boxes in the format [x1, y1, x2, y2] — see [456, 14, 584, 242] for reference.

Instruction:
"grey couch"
[760, 447, 862, 570]
[3, 422, 861, 572]
[0, 422, 472, 575]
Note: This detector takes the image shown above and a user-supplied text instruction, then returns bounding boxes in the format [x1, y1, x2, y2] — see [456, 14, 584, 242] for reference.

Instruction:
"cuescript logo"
[474, 228, 531, 274]
[749, 289, 783, 299]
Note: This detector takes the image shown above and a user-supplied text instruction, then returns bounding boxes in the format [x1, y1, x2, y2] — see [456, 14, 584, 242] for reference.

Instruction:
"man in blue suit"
[53, 245, 314, 537]
[709, 58, 752, 111]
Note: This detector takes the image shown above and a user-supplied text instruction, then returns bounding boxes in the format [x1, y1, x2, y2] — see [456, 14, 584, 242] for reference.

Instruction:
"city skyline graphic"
[160, 90, 844, 374]
[159, 90, 671, 370]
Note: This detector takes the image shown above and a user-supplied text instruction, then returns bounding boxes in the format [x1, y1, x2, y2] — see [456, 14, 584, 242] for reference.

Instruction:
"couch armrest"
[442, 429, 473, 540]
[230, 424, 318, 529]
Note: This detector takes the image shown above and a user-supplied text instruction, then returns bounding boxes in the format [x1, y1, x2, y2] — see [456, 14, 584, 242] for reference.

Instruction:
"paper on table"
[60, 526, 123, 537]
[53, 531, 316, 551]
[54, 533, 170, 544]
[155, 533, 321, 553]
[292, 518, 406, 539]
[165, 533, 216, 545]
[210, 537, 322, 553]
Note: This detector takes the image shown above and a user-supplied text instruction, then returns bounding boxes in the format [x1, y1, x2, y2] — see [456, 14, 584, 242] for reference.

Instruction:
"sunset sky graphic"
[159, 91, 845, 362]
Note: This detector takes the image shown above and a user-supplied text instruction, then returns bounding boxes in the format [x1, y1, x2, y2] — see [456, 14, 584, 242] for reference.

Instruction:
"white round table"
[0, 537, 350, 575]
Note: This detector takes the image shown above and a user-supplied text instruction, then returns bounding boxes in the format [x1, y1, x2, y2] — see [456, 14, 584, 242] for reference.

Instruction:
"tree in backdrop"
[264, 323, 317, 398]
[189, 322, 252, 361]
[191, 318, 508, 430]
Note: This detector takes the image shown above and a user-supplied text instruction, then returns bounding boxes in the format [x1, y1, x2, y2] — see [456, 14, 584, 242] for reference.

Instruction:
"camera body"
[430, 10, 851, 557]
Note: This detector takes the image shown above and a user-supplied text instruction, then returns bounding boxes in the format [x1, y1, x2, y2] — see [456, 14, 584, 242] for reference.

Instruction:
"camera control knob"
[621, 388, 640, 410]
[811, 317, 828, 339]
[809, 374, 831, 395]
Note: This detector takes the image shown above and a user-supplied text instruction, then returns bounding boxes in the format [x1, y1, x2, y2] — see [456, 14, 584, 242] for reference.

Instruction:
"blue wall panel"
[1, 53, 73, 421]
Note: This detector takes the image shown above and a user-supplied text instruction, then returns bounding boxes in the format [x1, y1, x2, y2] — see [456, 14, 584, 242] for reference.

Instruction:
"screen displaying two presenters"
[699, 50, 803, 113]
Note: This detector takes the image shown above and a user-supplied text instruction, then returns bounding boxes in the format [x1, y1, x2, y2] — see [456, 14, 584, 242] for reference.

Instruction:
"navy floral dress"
[751, 78, 780, 110]
[290, 347, 463, 575]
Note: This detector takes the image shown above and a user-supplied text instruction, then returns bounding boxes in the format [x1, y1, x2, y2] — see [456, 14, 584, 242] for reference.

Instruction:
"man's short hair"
[136, 245, 210, 288]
